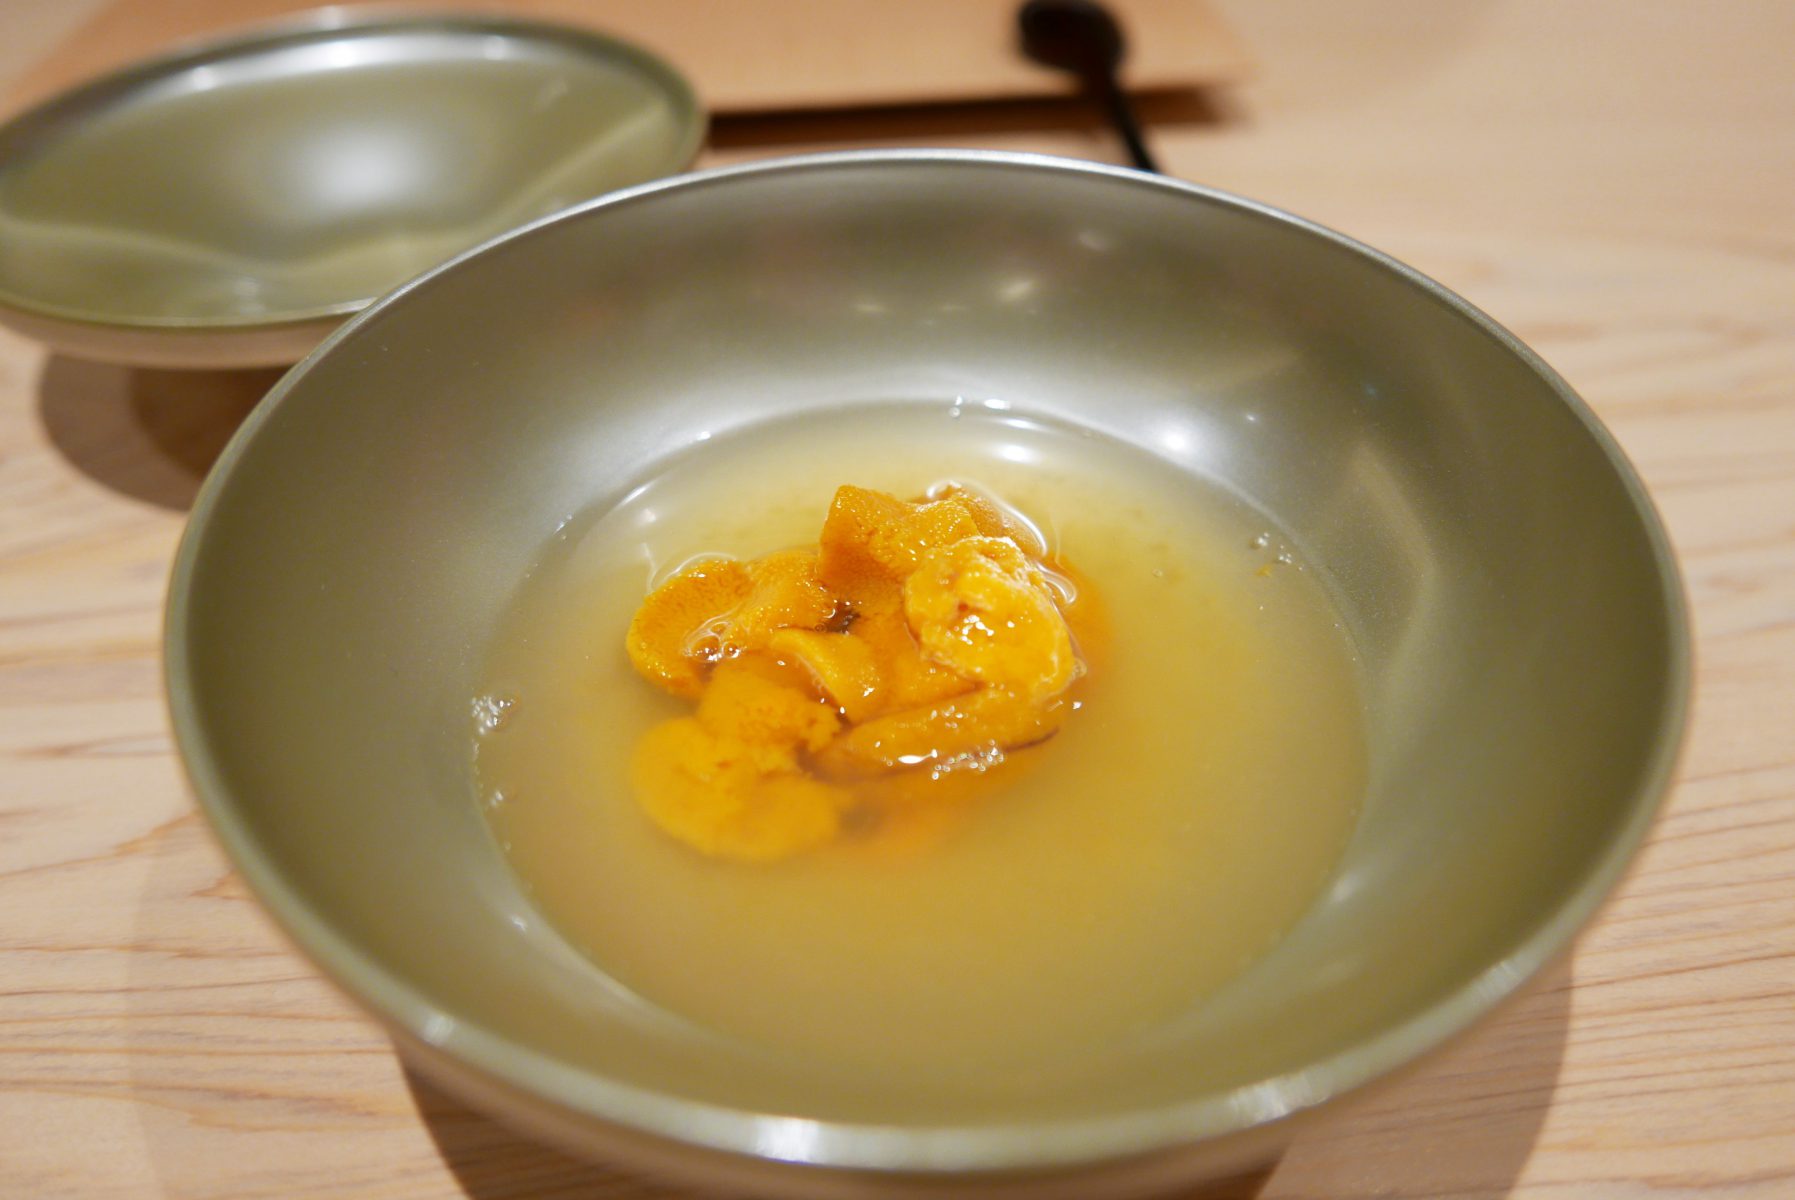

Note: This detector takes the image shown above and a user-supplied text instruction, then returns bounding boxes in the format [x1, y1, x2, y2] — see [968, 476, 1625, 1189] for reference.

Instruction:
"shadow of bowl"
[36, 355, 280, 510]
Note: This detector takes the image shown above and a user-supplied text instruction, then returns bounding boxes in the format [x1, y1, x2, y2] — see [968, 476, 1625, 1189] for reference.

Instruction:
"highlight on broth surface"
[623, 483, 1099, 862]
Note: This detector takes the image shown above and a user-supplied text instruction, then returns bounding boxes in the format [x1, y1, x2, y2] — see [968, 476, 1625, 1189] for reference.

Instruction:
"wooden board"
[5, 0, 1253, 116]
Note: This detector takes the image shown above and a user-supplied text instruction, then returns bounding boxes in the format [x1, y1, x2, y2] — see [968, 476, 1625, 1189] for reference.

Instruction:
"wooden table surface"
[4, 2, 1793, 1197]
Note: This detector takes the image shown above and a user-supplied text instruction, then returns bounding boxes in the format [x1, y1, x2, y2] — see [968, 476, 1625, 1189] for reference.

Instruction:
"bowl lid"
[0, 11, 703, 365]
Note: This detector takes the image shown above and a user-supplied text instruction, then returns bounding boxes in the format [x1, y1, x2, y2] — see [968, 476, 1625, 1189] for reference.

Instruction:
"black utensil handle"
[1093, 72, 1159, 173]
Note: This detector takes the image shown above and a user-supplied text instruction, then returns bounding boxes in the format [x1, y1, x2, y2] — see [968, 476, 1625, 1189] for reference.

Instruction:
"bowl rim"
[164, 148, 1692, 1174]
[0, 7, 706, 335]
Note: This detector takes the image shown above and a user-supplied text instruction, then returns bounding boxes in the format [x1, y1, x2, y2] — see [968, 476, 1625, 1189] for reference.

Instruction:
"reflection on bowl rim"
[0, 8, 705, 333]
[164, 149, 1691, 1174]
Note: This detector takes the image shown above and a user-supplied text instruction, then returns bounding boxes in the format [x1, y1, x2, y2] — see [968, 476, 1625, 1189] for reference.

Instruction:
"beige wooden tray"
[7, 0, 1252, 116]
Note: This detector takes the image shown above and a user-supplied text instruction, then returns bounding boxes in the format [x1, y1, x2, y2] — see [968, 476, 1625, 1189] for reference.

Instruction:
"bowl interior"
[169, 155, 1684, 1161]
[0, 15, 699, 330]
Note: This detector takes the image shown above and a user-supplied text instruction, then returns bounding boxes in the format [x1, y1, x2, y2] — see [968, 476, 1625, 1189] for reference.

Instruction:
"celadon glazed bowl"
[166, 151, 1688, 1198]
[0, 12, 701, 368]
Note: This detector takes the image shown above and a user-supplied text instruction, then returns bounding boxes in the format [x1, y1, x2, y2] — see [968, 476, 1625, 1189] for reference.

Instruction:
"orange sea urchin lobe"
[623, 483, 1094, 861]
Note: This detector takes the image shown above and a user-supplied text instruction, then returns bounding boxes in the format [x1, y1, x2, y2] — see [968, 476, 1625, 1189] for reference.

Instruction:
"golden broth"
[474, 403, 1366, 1085]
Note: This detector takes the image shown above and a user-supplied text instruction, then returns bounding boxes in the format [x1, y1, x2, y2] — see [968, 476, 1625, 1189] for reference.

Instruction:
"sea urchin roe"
[631, 718, 849, 863]
[624, 559, 752, 697]
[624, 483, 1090, 861]
[903, 537, 1076, 699]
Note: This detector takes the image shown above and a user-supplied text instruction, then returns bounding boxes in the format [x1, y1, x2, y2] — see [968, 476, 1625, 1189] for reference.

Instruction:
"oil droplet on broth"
[474, 403, 1367, 1085]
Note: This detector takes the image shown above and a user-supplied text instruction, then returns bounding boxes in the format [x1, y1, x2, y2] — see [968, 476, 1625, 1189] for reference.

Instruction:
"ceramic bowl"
[0, 13, 701, 367]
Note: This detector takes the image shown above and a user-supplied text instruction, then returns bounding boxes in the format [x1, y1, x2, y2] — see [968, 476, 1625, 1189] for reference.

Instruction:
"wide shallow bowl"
[0, 12, 701, 368]
[167, 151, 1687, 1197]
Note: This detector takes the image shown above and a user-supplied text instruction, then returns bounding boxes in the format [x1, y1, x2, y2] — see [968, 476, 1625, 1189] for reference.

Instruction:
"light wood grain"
[3, 1, 1793, 1197]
